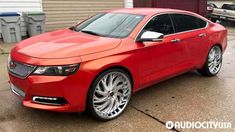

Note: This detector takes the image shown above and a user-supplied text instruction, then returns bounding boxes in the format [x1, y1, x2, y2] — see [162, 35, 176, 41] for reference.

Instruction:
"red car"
[8, 8, 227, 120]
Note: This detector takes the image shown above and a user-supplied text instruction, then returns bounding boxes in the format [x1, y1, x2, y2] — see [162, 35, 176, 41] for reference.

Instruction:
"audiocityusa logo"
[166, 121, 232, 129]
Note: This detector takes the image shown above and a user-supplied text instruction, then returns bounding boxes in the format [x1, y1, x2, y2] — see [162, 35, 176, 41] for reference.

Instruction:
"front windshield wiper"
[80, 30, 103, 37]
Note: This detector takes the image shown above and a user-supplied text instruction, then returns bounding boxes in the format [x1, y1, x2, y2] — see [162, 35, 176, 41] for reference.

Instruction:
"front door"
[136, 14, 190, 88]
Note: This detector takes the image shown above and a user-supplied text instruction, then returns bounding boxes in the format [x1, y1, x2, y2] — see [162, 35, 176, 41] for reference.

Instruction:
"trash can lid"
[23, 12, 45, 15]
[0, 12, 20, 17]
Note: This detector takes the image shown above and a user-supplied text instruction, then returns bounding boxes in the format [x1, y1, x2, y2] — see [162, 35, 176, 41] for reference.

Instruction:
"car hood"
[14, 29, 121, 59]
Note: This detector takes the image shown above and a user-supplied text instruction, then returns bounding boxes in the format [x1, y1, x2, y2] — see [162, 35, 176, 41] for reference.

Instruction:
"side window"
[171, 14, 207, 33]
[197, 18, 207, 28]
[142, 14, 174, 35]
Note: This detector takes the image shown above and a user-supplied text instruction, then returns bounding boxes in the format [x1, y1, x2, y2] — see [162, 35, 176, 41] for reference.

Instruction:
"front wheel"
[87, 69, 132, 121]
[198, 45, 222, 76]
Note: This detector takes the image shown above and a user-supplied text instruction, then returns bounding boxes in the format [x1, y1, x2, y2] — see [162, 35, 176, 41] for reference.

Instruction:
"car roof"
[107, 8, 194, 16]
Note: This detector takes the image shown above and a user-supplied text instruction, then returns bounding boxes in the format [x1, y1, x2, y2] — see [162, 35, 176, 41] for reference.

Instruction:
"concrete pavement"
[0, 25, 235, 132]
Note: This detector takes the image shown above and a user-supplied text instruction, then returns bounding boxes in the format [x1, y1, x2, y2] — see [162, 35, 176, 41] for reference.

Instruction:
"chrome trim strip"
[10, 84, 26, 98]
[32, 96, 64, 106]
[134, 12, 209, 42]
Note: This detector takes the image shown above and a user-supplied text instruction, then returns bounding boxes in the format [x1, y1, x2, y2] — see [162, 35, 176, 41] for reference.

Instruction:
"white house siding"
[0, 0, 43, 37]
[124, 0, 133, 8]
[42, 0, 124, 31]
[0, 0, 126, 34]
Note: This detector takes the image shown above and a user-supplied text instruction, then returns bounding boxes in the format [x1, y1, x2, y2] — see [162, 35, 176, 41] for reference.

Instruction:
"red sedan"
[8, 8, 227, 120]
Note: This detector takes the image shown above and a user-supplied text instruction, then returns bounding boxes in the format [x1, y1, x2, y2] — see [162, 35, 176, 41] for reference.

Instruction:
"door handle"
[171, 38, 181, 43]
[199, 33, 207, 37]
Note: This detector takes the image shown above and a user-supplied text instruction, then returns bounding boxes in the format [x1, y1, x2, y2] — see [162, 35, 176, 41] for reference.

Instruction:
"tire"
[87, 69, 132, 121]
[198, 45, 222, 76]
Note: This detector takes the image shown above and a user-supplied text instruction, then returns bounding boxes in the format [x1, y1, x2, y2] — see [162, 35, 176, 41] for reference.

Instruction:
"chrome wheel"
[208, 46, 222, 75]
[92, 71, 131, 119]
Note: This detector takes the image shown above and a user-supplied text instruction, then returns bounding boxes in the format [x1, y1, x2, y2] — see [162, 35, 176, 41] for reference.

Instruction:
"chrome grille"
[8, 60, 36, 79]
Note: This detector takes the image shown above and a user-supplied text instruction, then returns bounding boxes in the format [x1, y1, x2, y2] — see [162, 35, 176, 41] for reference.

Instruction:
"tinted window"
[222, 4, 235, 10]
[74, 13, 144, 38]
[142, 14, 174, 35]
[171, 14, 207, 33]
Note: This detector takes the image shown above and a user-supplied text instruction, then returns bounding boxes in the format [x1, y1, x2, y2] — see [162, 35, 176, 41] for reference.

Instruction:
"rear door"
[170, 13, 210, 68]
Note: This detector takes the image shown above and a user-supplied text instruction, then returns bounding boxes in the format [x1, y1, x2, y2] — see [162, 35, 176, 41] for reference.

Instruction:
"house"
[133, 0, 207, 16]
[0, 0, 133, 35]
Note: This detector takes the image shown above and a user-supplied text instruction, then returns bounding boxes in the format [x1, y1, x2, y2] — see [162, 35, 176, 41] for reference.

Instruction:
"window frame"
[135, 12, 209, 42]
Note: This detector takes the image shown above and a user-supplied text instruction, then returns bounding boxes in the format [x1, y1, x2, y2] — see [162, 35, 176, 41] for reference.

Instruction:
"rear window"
[222, 4, 235, 10]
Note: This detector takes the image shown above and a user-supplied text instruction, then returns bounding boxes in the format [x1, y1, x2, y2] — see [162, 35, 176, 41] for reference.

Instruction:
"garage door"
[43, 0, 124, 31]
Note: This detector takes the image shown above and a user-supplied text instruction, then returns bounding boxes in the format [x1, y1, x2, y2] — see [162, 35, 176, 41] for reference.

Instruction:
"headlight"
[33, 64, 80, 76]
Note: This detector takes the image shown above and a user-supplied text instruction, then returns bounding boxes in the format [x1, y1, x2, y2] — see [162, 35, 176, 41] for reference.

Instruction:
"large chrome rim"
[93, 72, 131, 119]
[208, 46, 222, 74]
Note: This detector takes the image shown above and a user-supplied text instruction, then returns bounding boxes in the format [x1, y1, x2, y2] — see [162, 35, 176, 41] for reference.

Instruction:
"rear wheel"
[198, 45, 222, 76]
[87, 69, 132, 121]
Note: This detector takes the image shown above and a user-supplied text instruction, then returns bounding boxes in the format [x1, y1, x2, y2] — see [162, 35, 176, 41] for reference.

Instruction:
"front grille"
[8, 60, 36, 79]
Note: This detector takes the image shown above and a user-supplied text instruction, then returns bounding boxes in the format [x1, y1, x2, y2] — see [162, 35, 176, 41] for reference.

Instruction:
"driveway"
[0, 24, 235, 132]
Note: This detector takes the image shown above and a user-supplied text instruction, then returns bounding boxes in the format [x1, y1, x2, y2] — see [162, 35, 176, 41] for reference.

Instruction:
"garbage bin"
[0, 17, 2, 39]
[23, 12, 45, 37]
[0, 12, 21, 43]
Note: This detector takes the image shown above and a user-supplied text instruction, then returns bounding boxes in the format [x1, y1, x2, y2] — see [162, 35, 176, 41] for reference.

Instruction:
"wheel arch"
[213, 43, 222, 51]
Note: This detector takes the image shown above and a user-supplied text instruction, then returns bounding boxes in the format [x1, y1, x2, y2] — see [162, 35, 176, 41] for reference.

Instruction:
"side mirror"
[137, 31, 164, 42]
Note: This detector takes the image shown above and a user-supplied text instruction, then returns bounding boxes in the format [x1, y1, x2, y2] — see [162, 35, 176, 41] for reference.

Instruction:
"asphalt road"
[0, 24, 235, 132]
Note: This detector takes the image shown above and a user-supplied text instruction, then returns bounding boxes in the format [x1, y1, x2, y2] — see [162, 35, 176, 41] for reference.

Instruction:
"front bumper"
[8, 70, 92, 112]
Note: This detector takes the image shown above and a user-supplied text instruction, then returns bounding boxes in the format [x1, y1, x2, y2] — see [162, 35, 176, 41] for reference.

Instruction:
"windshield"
[74, 13, 145, 38]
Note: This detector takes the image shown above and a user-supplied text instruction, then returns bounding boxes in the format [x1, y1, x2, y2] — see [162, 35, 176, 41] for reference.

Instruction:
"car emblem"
[9, 61, 16, 69]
